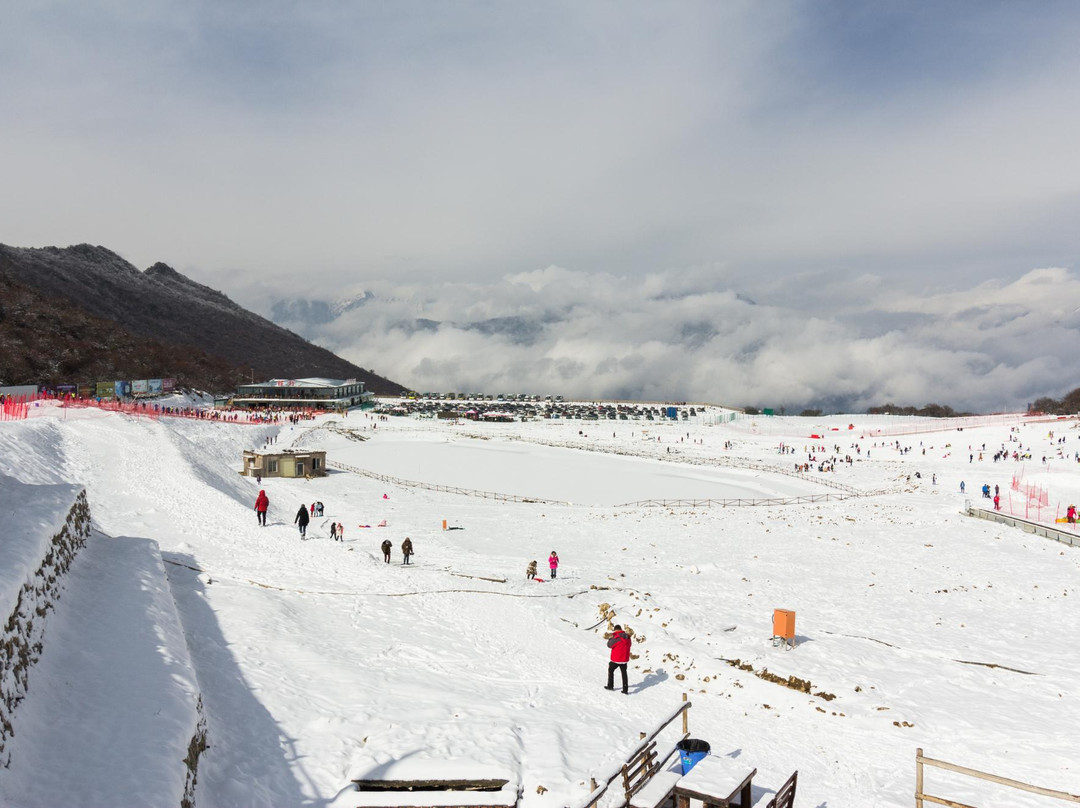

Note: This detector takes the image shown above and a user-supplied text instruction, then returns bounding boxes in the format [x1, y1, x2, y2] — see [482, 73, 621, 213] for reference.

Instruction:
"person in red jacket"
[254, 490, 269, 526]
[605, 625, 631, 694]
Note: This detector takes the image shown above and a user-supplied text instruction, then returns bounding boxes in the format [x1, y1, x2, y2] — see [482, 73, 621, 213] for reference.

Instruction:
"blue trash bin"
[676, 739, 711, 774]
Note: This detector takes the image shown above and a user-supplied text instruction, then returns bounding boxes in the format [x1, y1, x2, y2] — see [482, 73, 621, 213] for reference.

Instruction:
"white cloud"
[266, 265, 1080, 412]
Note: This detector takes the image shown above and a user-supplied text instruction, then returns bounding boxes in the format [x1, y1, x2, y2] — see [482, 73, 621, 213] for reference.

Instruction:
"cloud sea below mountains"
[264, 264, 1080, 413]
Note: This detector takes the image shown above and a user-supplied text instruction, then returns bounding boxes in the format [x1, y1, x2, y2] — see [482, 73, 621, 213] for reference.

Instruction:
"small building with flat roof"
[232, 378, 374, 411]
[242, 449, 327, 478]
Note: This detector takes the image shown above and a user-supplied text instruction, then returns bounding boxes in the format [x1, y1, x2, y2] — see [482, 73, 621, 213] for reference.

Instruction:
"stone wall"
[0, 489, 90, 766]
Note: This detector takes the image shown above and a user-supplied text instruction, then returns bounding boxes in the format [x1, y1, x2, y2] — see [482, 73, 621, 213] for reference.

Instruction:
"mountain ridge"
[0, 244, 408, 395]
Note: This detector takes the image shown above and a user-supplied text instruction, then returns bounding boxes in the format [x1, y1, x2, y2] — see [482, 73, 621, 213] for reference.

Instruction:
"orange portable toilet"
[773, 608, 796, 649]
[442, 519, 447, 530]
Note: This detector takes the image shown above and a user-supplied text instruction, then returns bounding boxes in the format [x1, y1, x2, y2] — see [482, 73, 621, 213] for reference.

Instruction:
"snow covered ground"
[0, 403, 1078, 807]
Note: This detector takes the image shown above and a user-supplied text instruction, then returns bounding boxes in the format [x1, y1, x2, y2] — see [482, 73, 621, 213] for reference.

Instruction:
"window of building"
[296, 462, 304, 476]
[267, 459, 278, 473]
[312, 457, 321, 470]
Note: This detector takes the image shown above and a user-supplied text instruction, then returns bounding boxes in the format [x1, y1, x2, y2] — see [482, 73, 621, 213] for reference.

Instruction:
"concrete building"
[232, 378, 374, 411]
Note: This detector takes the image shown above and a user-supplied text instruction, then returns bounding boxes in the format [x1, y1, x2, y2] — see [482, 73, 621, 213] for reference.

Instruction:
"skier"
[254, 490, 269, 526]
[604, 624, 631, 694]
[960, 481, 965, 494]
[295, 504, 310, 539]
[402, 537, 414, 565]
[330, 522, 338, 541]
[381, 539, 393, 563]
[548, 550, 559, 580]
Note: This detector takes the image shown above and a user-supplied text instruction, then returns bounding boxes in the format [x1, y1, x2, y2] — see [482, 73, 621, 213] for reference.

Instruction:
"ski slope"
[0, 403, 1078, 807]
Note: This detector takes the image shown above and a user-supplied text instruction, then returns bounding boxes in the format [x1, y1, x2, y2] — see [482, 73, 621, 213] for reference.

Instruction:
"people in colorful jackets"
[605, 625, 631, 694]
[254, 490, 269, 526]
[548, 551, 559, 580]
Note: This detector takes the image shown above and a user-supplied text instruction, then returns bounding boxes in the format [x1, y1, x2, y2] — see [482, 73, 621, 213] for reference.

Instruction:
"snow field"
[0, 408, 1077, 807]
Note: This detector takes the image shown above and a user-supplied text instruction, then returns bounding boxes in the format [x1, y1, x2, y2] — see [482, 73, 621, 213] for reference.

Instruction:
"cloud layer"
[3, 2, 1080, 288]
[268, 266, 1080, 412]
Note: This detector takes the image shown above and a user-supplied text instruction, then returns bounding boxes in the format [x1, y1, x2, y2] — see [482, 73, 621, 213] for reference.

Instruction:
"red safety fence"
[994, 466, 1079, 530]
[1, 392, 326, 425]
[1, 395, 30, 421]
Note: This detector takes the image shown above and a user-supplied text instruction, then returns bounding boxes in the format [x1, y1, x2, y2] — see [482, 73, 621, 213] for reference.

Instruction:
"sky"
[3, 1, 1080, 409]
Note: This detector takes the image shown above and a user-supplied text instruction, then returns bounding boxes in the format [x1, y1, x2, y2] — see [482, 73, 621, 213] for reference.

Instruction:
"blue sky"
[3, 1, 1080, 407]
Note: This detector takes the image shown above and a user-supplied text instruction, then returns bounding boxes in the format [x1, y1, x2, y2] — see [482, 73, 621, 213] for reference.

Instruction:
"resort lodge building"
[241, 449, 327, 478]
[232, 378, 374, 411]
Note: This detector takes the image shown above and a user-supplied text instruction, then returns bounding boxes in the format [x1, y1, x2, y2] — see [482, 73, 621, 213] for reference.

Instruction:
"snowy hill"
[0, 405, 1077, 807]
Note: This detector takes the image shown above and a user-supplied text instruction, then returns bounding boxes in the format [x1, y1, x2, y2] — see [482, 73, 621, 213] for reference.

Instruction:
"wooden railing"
[615, 494, 851, 508]
[915, 748, 1080, 807]
[457, 431, 884, 497]
[327, 460, 569, 505]
[573, 695, 691, 808]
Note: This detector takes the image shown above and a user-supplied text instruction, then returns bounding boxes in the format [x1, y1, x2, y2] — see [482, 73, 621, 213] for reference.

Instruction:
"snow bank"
[0, 532, 204, 807]
[0, 474, 89, 766]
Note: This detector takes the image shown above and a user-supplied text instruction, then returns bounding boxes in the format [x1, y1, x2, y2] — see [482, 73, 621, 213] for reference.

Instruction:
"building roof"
[244, 378, 359, 389]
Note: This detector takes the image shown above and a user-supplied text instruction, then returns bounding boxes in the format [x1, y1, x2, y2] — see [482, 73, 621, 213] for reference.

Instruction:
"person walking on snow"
[254, 490, 269, 526]
[337, 522, 344, 542]
[548, 551, 559, 580]
[295, 504, 310, 539]
[402, 537, 414, 564]
[605, 624, 631, 694]
[330, 522, 338, 541]
[381, 539, 393, 563]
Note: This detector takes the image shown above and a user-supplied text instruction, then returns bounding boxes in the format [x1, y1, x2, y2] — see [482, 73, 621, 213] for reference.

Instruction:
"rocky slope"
[0, 244, 407, 394]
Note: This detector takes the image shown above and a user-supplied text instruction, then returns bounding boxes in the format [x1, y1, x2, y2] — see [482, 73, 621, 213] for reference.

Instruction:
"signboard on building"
[162, 378, 176, 392]
[148, 379, 163, 394]
[78, 384, 94, 399]
[96, 382, 114, 400]
[114, 380, 131, 399]
[132, 379, 149, 394]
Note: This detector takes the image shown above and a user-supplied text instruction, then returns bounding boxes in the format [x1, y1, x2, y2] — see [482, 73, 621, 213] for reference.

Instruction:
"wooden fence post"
[915, 747, 923, 808]
[682, 692, 689, 734]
